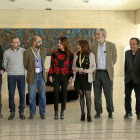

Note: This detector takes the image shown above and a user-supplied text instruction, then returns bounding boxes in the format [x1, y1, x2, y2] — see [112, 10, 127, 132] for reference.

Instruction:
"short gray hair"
[97, 28, 107, 39]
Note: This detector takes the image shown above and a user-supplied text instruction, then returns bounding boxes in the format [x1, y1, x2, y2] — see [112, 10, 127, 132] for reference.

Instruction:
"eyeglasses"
[12, 41, 21, 44]
[36, 41, 42, 43]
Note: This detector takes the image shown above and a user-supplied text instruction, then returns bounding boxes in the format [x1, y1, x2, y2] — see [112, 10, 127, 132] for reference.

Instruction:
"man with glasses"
[3, 36, 26, 120]
[23, 36, 47, 119]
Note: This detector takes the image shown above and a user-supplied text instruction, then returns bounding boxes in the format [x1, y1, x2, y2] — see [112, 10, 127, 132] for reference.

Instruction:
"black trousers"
[93, 70, 114, 113]
[53, 80, 68, 111]
[125, 81, 140, 115]
[0, 74, 2, 110]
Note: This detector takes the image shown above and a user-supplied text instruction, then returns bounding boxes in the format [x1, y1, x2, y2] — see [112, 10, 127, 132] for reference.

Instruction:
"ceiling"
[0, 0, 140, 10]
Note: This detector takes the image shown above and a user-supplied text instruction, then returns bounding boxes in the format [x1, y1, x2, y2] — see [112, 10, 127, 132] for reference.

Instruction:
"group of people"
[0, 28, 139, 122]
[1, 36, 47, 120]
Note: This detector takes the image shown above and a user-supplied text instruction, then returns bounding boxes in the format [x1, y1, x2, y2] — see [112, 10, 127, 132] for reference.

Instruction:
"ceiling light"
[84, 0, 89, 3]
[10, 0, 15, 2]
[47, 0, 52, 2]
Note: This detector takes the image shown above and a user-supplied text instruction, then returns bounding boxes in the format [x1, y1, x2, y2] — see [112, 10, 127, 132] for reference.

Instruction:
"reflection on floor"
[0, 76, 140, 140]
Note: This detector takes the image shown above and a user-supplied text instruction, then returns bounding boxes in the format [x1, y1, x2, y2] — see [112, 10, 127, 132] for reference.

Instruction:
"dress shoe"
[0, 109, 3, 119]
[60, 110, 65, 119]
[108, 113, 114, 118]
[40, 114, 46, 119]
[124, 113, 133, 119]
[19, 112, 26, 120]
[81, 112, 85, 121]
[8, 112, 15, 120]
[137, 114, 140, 119]
[54, 111, 58, 120]
[95, 112, 102, 119]
[87, 114, 92, 122]
[28, 114, 34, 119]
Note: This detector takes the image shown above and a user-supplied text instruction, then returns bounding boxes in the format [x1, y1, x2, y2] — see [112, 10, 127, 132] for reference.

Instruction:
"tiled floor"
[0, 76, 140, 140]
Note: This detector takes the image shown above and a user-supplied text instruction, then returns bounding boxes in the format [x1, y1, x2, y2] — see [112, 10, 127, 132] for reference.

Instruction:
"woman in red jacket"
[48, 37, 74, 120]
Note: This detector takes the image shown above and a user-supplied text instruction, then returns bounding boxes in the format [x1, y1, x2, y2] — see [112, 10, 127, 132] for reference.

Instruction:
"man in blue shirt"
[91, 28, 117, 119]
[23, 36, 47, 119]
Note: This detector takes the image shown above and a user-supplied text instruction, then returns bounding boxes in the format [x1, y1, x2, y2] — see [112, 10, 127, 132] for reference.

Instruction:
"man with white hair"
[91, 28, 117, 119]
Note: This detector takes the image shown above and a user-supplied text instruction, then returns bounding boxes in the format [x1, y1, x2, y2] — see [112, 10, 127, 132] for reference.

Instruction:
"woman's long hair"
[76, 40, 91, 57]
[56, 37, 71, 59]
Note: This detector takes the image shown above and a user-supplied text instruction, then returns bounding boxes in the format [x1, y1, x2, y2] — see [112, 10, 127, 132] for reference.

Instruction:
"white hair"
[97, 28, 107, 39]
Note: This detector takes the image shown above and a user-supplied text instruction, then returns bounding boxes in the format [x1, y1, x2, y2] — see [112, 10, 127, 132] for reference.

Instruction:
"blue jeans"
[8, 75, 25, 113]
[28, 72, 46, 115]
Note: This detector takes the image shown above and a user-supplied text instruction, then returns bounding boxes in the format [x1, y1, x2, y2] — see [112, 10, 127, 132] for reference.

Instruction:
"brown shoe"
[40, 114, 46, 119]
[28, 114, 34, 119]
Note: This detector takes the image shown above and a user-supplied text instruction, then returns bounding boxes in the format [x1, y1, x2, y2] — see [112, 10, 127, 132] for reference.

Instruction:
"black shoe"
[137, 114, 140, 119]
[81, 112, 85, 121]
[87, 114, 92, 122]
[19, 112, 26, 120]
[8, 112, 15, 120]
[0, 109, 3, 119]
[40, 114, 46, 119]
[108, 113, 114, 118]
[54, 111, 58, 120]
[28, 114, 34, 119]
[60, 110, 65, 119]
[95, 112, 102, 119]
[124, 113, 133, 119]
[0, 113, 3, 119]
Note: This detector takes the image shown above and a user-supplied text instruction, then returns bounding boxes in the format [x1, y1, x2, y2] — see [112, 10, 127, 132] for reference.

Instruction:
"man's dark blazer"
[125, 48, 140, 84]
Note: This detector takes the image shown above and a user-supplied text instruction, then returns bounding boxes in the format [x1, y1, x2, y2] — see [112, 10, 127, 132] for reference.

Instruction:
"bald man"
[23, 36, 47, 119]
[3, 36, 26, 120]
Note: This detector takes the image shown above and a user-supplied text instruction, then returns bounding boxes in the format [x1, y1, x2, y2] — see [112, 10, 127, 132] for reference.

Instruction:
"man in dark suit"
[124, 37, 140, 119]
[0, 45, 5, 119]
[91, 28, 117, 119]
[23, 36, 47, 120]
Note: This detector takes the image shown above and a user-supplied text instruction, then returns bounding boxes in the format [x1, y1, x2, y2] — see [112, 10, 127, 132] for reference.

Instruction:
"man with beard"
[23, 36, 47, 119]
[3, 37, 26, 120]
[91, 28, 117, 119]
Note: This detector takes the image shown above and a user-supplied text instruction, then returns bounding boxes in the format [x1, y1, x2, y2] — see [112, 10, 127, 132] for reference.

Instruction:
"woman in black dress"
[72, 40, 96, 122]
[48, 37, 74, 120]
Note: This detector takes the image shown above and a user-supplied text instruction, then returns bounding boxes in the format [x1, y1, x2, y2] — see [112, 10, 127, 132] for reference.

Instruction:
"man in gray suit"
[91, 28, 117, 119]
[124, 37, 140, 119]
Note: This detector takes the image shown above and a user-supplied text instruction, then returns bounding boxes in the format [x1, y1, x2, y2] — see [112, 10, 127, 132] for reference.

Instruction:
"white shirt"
[97, 41, 107, 70]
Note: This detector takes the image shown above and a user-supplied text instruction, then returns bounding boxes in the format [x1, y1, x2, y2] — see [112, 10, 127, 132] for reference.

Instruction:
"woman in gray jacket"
[72, 40, 96, 122]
